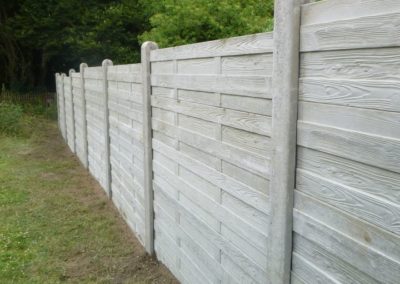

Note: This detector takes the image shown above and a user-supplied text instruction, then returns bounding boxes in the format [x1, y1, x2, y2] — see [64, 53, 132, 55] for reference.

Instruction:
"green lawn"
[0, 116, 176, 284]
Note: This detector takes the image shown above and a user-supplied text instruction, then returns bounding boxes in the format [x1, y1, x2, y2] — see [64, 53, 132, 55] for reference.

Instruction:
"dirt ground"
[0, 117, 178, 283]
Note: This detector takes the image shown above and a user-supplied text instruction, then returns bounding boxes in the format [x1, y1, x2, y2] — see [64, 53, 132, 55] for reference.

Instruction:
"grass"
[0, 115, 177, 284]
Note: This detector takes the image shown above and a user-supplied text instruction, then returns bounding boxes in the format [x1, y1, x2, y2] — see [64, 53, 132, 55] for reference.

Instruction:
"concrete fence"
[55, 0, 400, 283]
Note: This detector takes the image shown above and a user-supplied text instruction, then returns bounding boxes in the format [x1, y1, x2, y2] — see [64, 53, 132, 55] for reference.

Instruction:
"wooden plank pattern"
[293, 232, 380, 284]
[63, 75, 75, 152]
[300, 48, 400, 81]
[151, 36, 273, 284]
[71, 75, 85, 164]
[300, 78, 400, 113]
[152, 96, 272, 136]
[295, 191, 400, 262]
[302, 0, 400, 26]
[150, 32, 273, 61]
[298, 101, 400, 139]
[296, 168, 400, 235]
[297, 121, 400, 174]
[294, 3, 400, 283]
[297, 147, 400, 205]
[84, 70, 107, 190]
[55, 5, 400, 283]
[301, 12, 400, 52]
[152, 119, 271, 177]
[293, 211, 400, 284]
[106, 63, 146, 245]
[151, 74, 272, 99]
[55, 74, 67, 140]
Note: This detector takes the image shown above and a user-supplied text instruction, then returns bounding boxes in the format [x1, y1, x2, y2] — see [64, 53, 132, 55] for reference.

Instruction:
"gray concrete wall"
[84, 66, 107, 190]
[292, 1, 400, 283]
[107, 63, 146, 246]
[54, 1, 400, 282]
[149, 32, 273, 283]
[71, 72, 85, 165]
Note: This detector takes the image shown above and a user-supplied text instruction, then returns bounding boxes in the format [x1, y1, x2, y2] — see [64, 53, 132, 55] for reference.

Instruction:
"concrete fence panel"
[291, 1, 400, 283]
[71, 71, 86, 165]
[55, 73, 66, 140]
[84, 66, 107, 190]
[63, 73, 75, 152]
[107, 63, 147, 246]
[149, 32, 273, 283]
[54, 1, 400, 282]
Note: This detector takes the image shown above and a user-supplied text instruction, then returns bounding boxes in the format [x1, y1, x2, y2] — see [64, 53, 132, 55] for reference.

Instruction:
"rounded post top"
[102, 59, 113, 67]
[79, 63, 88, 72]
[141, 41, 158, 52]
[61, 73, 66, 78]
[69, 69, 75, 76]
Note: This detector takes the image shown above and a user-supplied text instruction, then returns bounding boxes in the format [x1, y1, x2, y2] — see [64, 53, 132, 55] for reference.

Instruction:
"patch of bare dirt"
[31, 119, 179, 284]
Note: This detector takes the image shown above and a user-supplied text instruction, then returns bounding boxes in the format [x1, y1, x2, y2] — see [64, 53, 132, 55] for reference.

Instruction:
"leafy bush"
[0, 102, 23, 135]
[139, 0, 274, 47]
[1, 91, 57, 121]
[22, 103, 57, 120]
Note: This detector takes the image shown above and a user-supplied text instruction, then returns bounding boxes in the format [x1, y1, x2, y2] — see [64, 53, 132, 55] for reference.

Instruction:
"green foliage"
[21, 102, 58, 120]
[0, 91, 57, 123]
[0, 102, 23, 135]
[139, 0, 274, 47]
[76, 0, 150, 64]
[2, 0, 151, 89]
[1, 0, 275, 89]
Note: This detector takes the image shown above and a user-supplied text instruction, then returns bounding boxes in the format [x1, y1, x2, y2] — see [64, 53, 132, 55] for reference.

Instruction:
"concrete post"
[55, 73, 61, 131]
[80, 63, 89, 169]
[61, 73, 68, 142]
[141, 41, 158, 254]
[69, 69, 76, 153]
[268, 0, 302, 283]
[102, 59, 113, 198]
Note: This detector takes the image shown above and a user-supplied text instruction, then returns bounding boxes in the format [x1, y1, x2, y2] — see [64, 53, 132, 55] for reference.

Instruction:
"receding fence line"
[54, 1, 400, 283]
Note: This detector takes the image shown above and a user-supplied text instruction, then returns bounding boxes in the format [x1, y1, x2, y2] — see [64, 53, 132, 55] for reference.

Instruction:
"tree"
[1, 0, 150, 90]
[0, 1, 23, 88]
[0, 0, 274, 90]
[139, 0, 274, 47]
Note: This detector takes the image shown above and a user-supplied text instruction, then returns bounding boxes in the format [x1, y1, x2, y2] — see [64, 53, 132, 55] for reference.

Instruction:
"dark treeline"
[0, 0, 273, 91]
